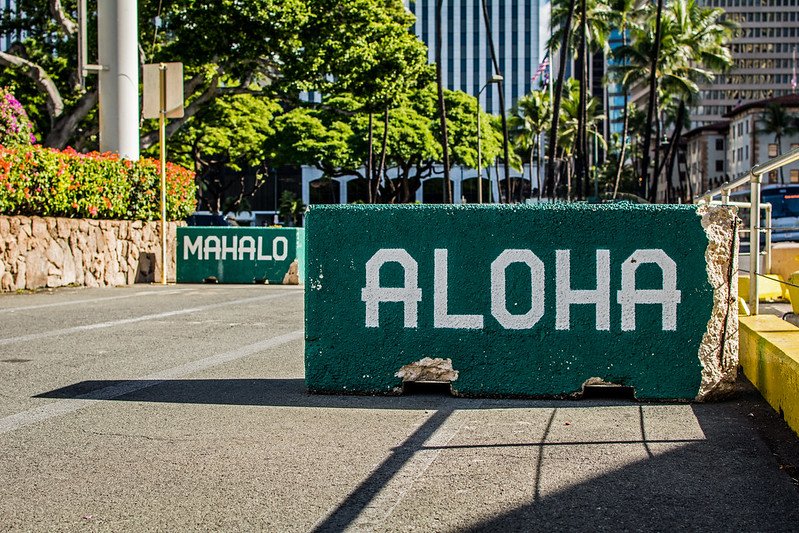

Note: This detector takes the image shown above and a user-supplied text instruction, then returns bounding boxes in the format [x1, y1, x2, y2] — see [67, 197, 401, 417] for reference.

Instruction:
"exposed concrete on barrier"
[305, 204, 737, 400]
[740, 314, 799, 436]
[696, 205, 739, 400]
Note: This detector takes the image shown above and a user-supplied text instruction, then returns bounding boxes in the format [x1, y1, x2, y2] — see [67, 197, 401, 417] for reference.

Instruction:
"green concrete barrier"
[177, 227, 304, 284]
[305, 204, 738, 400]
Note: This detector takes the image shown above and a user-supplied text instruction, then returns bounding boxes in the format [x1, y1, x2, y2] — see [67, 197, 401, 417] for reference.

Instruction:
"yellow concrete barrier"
[739, 315, 799, 436]
[738, 273, 789, 302]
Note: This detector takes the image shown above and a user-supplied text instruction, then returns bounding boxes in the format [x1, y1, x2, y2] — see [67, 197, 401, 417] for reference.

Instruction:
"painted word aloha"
[361, 248, 681, 331]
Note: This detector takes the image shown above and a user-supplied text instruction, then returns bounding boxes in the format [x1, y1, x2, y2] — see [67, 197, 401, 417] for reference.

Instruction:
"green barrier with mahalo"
[305, 204, 720, 399]
[177, 227, 304, 284]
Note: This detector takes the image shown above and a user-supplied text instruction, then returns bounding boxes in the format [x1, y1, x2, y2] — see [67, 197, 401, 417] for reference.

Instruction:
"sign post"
[143, 62, 184, 285]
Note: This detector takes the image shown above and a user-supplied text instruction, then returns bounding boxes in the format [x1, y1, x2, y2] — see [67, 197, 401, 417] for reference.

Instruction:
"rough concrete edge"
[282, 259, 301, 285]
[395, 357, 459, 383]
[696, 204, 740, 401]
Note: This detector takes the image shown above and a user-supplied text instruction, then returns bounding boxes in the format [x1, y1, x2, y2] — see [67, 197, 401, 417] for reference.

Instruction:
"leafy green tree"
[159, 94, 281, 213]
[0, 0, 425, 153]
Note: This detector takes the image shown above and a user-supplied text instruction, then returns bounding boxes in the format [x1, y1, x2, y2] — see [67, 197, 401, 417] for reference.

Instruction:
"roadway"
[1, 284, 798, 531]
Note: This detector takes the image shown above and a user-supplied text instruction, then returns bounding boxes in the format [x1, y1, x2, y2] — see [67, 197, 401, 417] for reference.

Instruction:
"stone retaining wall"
[0, 215, 180, 291]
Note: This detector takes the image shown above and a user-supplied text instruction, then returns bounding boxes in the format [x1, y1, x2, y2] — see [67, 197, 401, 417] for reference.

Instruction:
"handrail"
[701, 200, 773, 274]
[697, 146, 799, 314]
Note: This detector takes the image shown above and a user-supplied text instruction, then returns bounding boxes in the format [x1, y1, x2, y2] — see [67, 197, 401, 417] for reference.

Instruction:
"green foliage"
[0, 145, 196, 220]
[0, 88, 36, 147]
[164, 94, 281, 172]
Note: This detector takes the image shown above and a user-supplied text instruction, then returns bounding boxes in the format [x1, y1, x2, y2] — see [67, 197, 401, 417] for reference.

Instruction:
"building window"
[792, 170, 799, 183]
[716, 160, 724, 172]
[769, 144, 779, 157]
[715, 138, 724, 151]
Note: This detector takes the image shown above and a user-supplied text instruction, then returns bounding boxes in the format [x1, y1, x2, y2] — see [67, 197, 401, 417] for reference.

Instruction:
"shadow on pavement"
[34, 378, 649, 410]
[33, 378, 799, 531]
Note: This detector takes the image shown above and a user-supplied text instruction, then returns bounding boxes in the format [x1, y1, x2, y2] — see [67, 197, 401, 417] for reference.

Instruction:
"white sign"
[142, 62, 184, 119]
[360, 248, 682, 332]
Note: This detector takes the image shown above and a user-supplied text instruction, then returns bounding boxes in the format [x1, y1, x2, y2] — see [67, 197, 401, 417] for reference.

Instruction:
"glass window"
[716, 138, 724, 151]
[716, 159, 724, 172]
[769, 144, 779, 157]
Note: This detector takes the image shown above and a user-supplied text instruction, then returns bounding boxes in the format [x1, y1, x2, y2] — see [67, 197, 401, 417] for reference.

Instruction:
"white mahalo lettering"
[616, 249, 682, 331]
[204, 236, 221, 260]
[361, 249, 422, 328]
[184, 235, 203, 260]
[238, 236, 256, 260]
[273, 236, 289, 261]
[221, 235, 238, 260]
[433, 249, 484, 329]
[555, 249, 610, 331]
[256, 236, 272, 260]
[490, 249, 545, 329]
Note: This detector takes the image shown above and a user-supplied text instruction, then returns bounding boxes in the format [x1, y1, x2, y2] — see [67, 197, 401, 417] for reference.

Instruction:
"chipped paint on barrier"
[304, 203, 737, 400]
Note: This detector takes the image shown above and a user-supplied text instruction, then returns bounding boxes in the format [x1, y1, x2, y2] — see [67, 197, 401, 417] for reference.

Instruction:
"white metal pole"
[749, 171, 760, 315]
[159, 64, 167, 285]
[98, 0, 139, 160]
[477, 106, 483, 204]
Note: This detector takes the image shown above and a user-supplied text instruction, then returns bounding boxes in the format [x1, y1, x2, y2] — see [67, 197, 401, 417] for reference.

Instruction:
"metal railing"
[698, 199, 772, 274]
[697, 146, 799, 315]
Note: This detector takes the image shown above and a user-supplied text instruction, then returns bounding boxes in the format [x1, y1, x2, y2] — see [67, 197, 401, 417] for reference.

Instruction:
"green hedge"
[0, 145, 197, 221]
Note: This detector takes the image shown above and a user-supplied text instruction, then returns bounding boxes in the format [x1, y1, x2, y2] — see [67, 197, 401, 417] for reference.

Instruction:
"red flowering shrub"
[0, 145, 196, 220]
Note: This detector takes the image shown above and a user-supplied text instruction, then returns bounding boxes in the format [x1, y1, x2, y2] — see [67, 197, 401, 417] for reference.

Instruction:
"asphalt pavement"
[1, 284, 798, 532]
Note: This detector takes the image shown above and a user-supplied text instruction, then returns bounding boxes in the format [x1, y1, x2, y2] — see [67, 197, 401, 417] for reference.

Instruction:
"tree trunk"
[530, 142, 536, 202]
[575, 0, 588, 200]
[367, 113, 374, 204]
[545, 0, 577, 199]
[435, 0, 452, 203]
[642, 0, 665, 201]
[613, 95, 630, 200]
[481, 0, 511, 203]
[653, 112, 662, 202]
[667, 101, 686, 202]
[378, 107, 395, 203]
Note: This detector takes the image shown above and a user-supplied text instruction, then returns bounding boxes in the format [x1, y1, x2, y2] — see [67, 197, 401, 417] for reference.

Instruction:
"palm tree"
[613, 0, 734, 202]
[758, 103, 798, 184]
[554, 79, 607, 198]
[510, 90, 552, 201]
[545, 0, 578, 199]
[606, 0, 648, 199]
[549, 0, 613, 199]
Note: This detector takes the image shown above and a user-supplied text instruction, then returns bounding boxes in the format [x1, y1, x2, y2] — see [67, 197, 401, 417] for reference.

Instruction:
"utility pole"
[98, 0, 139, 160]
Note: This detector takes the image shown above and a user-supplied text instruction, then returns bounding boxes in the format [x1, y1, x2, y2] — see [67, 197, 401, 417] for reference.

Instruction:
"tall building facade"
[407, 0, 551, 114]
[693, 0, 799, 127]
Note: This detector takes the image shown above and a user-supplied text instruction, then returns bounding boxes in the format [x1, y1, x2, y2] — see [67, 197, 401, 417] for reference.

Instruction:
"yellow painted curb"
[740, 315, 799, 436]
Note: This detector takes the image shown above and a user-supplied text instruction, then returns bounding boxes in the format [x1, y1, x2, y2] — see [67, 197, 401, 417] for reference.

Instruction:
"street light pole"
[477, 75, 503, 204]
